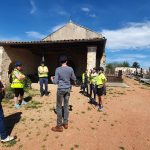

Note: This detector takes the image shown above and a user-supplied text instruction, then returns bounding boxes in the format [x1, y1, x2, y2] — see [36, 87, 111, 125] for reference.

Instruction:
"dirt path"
[0, 78, 150, 150]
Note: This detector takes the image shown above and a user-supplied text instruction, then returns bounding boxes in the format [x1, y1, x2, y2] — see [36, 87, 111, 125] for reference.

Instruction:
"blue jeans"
[39, 78, 48, 95]
[0, 104, 7, 139]
[56, 88, 70, 126]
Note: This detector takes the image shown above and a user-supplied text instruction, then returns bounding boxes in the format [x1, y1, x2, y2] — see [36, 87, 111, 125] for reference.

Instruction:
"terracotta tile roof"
[0, 38, 106, 46]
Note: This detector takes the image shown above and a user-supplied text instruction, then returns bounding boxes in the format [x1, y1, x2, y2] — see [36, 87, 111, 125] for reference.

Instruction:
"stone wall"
[44, 22, 102, 41]
[87, 46, 97, 71]
[0, 46, 41, 83]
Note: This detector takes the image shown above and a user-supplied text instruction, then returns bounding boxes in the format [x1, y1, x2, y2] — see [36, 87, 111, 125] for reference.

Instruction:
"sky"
[0, 0, 150, 69]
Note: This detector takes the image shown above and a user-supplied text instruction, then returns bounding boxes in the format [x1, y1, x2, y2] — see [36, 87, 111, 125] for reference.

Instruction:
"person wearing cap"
[51, 55, 76, 132]
[11, 61, 27, 109]
[96, 67, 107, 111]
[38, 61, 49, 97]
[0, 80, 15, 142]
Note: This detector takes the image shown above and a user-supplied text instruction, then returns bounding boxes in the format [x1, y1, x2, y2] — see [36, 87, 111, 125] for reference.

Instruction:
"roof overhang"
[0, 38, 106, 46]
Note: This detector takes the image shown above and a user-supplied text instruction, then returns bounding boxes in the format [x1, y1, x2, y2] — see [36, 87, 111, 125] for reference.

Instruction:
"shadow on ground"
[5, 112, 22, 135]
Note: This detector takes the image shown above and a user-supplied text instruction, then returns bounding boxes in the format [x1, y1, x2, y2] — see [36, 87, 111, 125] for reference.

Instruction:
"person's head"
[15, 61, 23, 71]
[85, 69, 88, 74]
[59, 55, 67, 65]
[98, 67, 104, 73]
[92, 67, 96, 73]
[41, 61, 45, 66]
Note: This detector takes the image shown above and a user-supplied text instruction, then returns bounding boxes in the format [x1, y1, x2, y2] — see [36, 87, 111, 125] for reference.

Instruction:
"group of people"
[0, 55, 76, 142]
[81, 67, 107, 110]
[0, 55, 106, 142]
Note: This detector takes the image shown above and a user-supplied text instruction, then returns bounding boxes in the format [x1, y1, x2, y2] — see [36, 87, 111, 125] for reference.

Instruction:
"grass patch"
[87, 106, 92, 111]
[119, 146, 125, 150]
[25, 100, 42, 109]
[43, 123, 49, 128]
[18, 144, 23, 149]
[3, 139, 17, 147]
[55, 135, 59, 139]
[30, 118, 34, 121]
[81, 111, 85, 114]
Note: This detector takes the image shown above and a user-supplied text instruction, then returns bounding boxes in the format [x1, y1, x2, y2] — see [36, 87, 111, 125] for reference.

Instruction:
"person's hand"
[51, 76, 54, 81]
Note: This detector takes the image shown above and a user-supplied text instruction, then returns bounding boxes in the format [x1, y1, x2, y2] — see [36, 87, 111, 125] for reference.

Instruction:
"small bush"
[5, 86, 14, 99]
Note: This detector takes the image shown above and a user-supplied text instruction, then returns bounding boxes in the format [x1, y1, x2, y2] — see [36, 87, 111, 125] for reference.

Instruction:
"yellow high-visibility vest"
[11, 69, 25, 88]
[38, 66, 48, 78]
[89, 73, 97, 84]
[82, 73, 89, 83]
[96, 73, 107, 88]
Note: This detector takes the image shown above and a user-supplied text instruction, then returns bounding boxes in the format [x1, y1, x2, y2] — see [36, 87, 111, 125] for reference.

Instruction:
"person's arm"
[14, 71, 25, 80]
[38, 66, 44, 74]
[45, 66, 49, 73]
[71, 69, 76, 81]
[51, 69, 59, 84]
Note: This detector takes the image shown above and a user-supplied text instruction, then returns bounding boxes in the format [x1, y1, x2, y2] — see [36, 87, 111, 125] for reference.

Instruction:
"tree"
[132, 62, 140, 68]
[132, 62, 140, 75]
[120, 61, 130, 67]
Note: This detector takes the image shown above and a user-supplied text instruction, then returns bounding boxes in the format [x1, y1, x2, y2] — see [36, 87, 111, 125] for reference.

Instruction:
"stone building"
[0, 21, 106, 82]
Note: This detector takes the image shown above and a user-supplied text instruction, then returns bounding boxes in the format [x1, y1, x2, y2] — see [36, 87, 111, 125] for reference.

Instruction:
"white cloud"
[89, 14, 96, 18]
[26, 31, 45, 39]
[30, 0, 37, 14]
[81, 7, 90, 12]
[102, 21, 150, 51]
[50, 23, 65, 33]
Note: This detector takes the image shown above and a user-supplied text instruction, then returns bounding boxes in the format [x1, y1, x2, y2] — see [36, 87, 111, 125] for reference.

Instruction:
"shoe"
[98, 105, 103, 111]
[45, 93, 49, 96]
[21, 100, 27, 105]
[15, 104, 21, 109]
[51, 126, 63, 132]
[1, 136, 14, 143]
[63, 124, 68, 129]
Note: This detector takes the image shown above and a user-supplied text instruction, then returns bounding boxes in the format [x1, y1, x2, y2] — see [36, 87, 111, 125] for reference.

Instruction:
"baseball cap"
[15, 61, 22, 67]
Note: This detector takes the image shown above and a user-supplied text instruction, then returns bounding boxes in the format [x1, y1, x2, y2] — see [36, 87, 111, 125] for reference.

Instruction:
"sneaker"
[15, 104, 21, 109]
[21, 100, 27, 105]
[98, 105, 103, 111]
[1, 136, 14, 143]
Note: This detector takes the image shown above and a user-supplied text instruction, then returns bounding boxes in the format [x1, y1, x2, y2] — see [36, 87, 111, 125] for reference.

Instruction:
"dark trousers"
[56, 88, 70, 126]
[39, 78, 48, 95]
[0, 104, 7, 139]
[90, 84, 97, 99]
[83, 83, 89, 95]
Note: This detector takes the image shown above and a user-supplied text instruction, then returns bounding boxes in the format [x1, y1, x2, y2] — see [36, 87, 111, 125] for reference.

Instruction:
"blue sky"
[0, 0, 150, 69]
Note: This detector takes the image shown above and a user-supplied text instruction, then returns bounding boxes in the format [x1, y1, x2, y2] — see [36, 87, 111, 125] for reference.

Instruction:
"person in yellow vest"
[81, 70, 89, 96]
[11, 61, 27, 109]
[38, 61, 49, 97]
[96, 67, 107, 111]
[89, 68, 98, 101]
